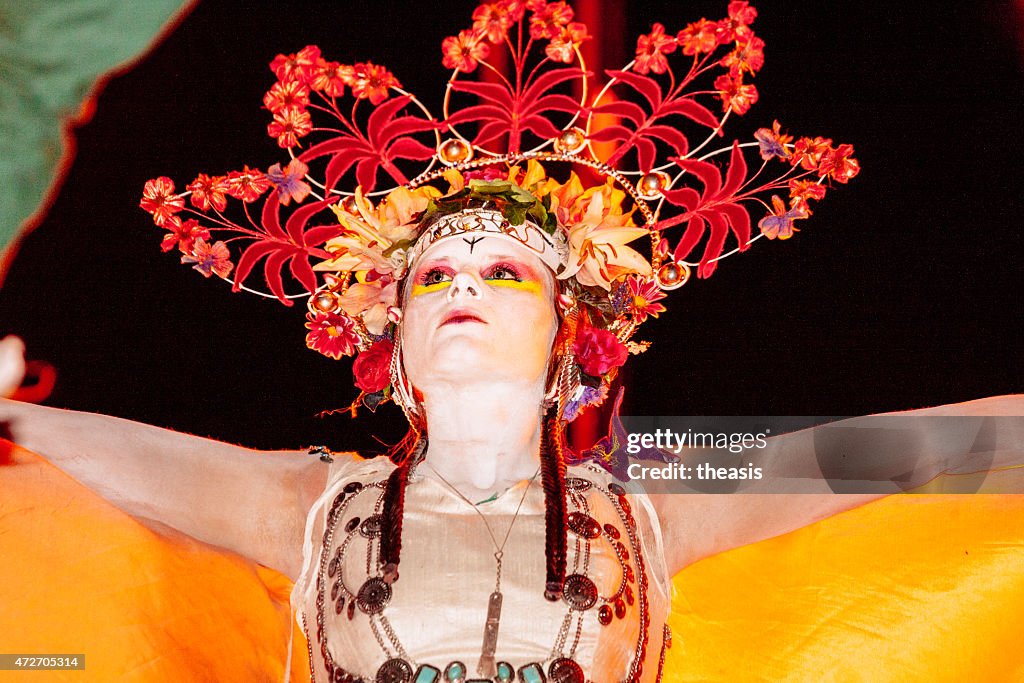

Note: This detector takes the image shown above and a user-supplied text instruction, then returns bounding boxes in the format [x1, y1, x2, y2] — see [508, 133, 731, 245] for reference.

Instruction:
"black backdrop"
[1, 0, 1020, 455]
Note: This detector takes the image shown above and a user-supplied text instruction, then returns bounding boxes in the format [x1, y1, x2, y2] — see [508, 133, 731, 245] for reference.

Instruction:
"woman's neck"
[417, 379, 545, 501]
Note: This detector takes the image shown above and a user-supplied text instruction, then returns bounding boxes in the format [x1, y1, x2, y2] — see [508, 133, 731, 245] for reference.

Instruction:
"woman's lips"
[441, 309, 486, 326]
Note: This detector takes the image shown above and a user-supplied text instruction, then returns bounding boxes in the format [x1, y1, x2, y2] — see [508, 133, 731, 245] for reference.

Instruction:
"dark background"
[1, 1, 1020, 455]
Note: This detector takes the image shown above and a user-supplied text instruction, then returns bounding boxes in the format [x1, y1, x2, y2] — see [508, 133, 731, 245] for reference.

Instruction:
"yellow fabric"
[2, 443, 1023, 682]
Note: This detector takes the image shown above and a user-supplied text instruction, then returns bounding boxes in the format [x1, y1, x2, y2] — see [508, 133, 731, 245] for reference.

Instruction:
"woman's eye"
[486, 264, 521, 281]
[421, 268, 452, 285]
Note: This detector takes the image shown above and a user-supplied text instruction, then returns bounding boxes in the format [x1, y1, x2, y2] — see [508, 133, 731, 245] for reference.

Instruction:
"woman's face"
[400, 234, 559, 396]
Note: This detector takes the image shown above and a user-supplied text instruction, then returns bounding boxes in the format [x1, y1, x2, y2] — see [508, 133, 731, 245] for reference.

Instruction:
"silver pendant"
[476, 590, 502, 677]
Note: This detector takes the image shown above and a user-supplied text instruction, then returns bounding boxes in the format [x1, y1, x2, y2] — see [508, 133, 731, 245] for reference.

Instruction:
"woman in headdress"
[2, 2, 1023, 682]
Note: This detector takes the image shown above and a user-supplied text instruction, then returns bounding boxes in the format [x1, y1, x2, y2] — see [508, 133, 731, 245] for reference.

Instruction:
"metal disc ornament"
[562, 574, 598, 611]
[375, 658, 413, 683]
[356, 577, 392, 615]
[567, 512, 601, 539]
[548, 658, 585, 683]
[359, 514, 383, 538]
[565, 477, 592, 491]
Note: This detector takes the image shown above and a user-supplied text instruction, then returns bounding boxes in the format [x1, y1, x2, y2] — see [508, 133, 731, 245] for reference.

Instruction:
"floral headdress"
[140, 1, 858, 422]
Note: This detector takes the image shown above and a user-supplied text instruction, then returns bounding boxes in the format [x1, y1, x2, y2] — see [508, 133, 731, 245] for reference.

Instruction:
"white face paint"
[400, 234, 559, 398]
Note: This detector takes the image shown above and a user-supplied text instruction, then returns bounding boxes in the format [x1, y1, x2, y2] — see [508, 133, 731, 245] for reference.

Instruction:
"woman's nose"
[446, 271, 482, 301]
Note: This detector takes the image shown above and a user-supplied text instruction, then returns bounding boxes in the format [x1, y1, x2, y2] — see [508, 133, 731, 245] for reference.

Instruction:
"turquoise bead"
[496, 662, 514, 682]
[518, 663, 545, 683]
[444, 661, 465, 682]
[414, 664, 440, 683]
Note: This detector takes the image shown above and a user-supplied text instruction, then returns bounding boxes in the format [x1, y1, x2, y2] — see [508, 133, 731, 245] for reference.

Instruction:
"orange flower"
[716, 1, 757, 43]
[442, 30, 490, 72]
[545, 22, 589, 63]
[140, 177, 184, 226]
[473, 2, 514, 43]
[634, 23, 678, 75]
[788, 179, 826, 203]
[529, 1, 573, 40]
[161, 217, 209, 254]
[316, 185, 440, 278]
[714, 74, 758, 114]
[558, 192, 651, 291]
[263, 80, 309, 113]
[267, 107, 313, 148]
[269, 45, 321, 83]
[721, 35, 764, 77]
[187, 174, 230, 212]
[225, 166, 271, 203]
[677, 19, 719, 56]
[337, 280, 398, 336]
[351, 62, 400, 105]
[818, 143, 860, 183]
[790, 136, 833, 171]
[309, 60, 353, 98]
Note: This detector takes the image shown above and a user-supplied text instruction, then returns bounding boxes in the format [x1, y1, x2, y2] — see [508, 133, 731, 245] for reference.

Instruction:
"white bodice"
[291, 456, 673, 683]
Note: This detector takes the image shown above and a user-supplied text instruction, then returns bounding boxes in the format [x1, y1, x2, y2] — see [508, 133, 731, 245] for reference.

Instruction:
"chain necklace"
[423, 461, 540, 678]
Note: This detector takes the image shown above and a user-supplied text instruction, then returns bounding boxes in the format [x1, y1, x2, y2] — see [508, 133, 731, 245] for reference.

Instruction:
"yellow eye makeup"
[487, 278, 543, 296]
[411, 280, 452, 297]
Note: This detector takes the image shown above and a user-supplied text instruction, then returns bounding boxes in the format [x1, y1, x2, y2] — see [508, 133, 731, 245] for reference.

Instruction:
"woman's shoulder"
[323, 452, 396, 489]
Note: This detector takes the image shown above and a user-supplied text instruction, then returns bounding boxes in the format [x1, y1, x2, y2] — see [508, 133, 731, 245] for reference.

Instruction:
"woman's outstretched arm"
[1, 398, 330, 580]
[649, 394, 1024, 575]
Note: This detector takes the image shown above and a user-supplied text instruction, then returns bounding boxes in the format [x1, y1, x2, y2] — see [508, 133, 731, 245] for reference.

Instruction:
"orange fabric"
[663, 489, 1024, 682]
[2, 443, 1022, 682]
[0, 445, 298, 682]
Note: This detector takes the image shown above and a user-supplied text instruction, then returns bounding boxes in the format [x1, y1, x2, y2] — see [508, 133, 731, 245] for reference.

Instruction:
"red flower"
[187, 173, 230, 212]
[266, 158, 312, 205]
[573, 327, 628, 376]
[263, 80, 310, 113]
[463, 166, 507, 182]
[140, 177, 184, 226]
[529, 1, 573, 40]
[351, 62, 400, 105]
[269, 45, 321, 83]
[817, 143, 860, 183]
[627, 275, 667, 323]
[473, 2, 514, 43]
[267, 107, 313, 148]
[545, 22, 588, 63]
[181, 238, 233, 278]
[721, 35, 764, 77]
[442, 30, 490, 72]
[305, 311, 359, 360]
[790, 136, 833, 171]
[352, 338, 394, 393]
[634, 23, 677, 75]
[225, 166, 271, 203]
[753, 120, 791, 160]
[161, 217, 210, 253]
[714, 74, 758, 114]
[310, 60, 353, 97]
[717, 1, 757, 43]
[677, 19, 720, 56]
